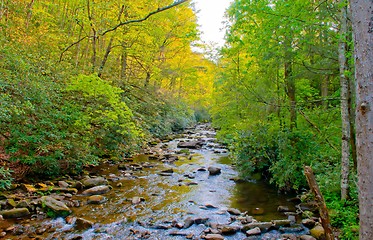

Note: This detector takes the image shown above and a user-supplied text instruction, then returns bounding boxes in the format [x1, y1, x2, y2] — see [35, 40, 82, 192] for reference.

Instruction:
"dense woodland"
[0, 0, 372, 239]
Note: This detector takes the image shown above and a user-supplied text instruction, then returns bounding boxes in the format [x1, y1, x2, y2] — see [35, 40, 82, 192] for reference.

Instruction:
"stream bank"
[0, 124, 322, 239]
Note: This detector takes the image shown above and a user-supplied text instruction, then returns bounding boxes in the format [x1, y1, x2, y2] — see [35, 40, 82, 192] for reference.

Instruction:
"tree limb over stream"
[59, 0, 189, 63]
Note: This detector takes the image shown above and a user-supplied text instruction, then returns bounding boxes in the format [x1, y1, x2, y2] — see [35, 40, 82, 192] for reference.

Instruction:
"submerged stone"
[0, 208, 30, 219]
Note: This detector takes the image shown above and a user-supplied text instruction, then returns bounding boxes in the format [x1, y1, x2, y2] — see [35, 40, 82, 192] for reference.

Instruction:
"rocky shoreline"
[1, 124, 325, 240]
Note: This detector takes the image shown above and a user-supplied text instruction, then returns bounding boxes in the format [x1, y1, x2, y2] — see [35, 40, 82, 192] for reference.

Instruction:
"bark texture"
[338, 0, 350, 200]
[349, 1, 373, 239]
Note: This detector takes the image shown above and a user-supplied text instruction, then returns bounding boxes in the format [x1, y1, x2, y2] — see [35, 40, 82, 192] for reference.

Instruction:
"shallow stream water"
[1, 124, 300, 239]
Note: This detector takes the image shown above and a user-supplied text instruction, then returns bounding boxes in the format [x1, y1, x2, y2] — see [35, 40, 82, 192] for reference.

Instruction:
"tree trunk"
[349, 1, 373, 239]
[304, 166, 335, 240]
[338, 0, 350, 201]
[321, 75, 329, 109]
[284, 35, 296, 129]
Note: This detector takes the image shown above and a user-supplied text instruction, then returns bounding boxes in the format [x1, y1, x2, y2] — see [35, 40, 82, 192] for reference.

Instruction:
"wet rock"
[227, 208, 241, 215]
[131, 196, 145, 204]
[242, 222, 273, 232]
[118, 164, 128, 170]
[82, 185, 110, 196]
[177, 141, 201, 149]
[183, 217, 194, 229]
[0, 208, 30, 218]
[205, 203, 217, 209]
[169, 231, 190, 236]
[246, 227, 261, 236]
[310, 224, 325, 239]
[204, 233, 225, 240]
[186, 182, 198, 186]
[21, 184, 37, 193]
[220, 225, 240, 235]
[279, 224, 305, 233]
[6, 198, 17, 208]
[184, 173, 195, 179]
[302, 218, 316, 228]
[277, 205, 290, 212]
[197, 167, 207, 171]
[281, 234, 298, 240]
[208, 166, 221, 175]
[287, 214, 297, 224]
[72, 181, 84, 190]
[75, 217, 94, 231]
[16, 200, 31, 209]
[300, 235, 317, 240]
[87, 195, 107, 204]
[194, 217, 209, 224]
[82, 177, 108, 188]
[251, 207, 264, 215]
[41, 196, 71, 217]
[58, 181, 69, 188]
[272, 219, 291, 228]
[52, 187, 78, 194]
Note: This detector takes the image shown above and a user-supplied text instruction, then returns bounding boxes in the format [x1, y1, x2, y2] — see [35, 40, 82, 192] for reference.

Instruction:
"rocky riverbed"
[0, 124, 324, 240]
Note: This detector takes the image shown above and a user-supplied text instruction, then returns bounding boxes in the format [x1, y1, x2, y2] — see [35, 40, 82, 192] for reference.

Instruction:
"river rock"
[87, 195, 107, 204]
[21, 184, 37, 193]
[204, 234, 225, 240]
[272, 219, 291, 228]
[302, 218, 316, 228]
[246, 227, 261, 236]
[208, 166, 221, 175]
[221, 225, 240, 235]
[227, 208, 241, 215]
[16, 200, 31, 209]
[242, 222, 273, 232]
[0, 208, 30, 219]
[82, 185, 110, 196]
[300, 235, 317, 240]
[132, 196, 145, 204]
[183, 217, 194, 229]
[310, 224, 325, 239]
[177, 141, 201, 149]
[277, 205, 290, 212]
[82, 177, 108, 188]
[41, 196, 71, 217]
[75, 217, 94, 230]
[58, 181, 69, 188]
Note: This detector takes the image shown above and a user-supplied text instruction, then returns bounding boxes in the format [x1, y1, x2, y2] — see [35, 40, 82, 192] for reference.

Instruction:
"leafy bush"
[0, 167, 13, 190]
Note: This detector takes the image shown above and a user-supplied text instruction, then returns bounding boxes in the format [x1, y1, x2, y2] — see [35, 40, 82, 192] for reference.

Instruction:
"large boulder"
[0, 208, 30, 219]
[82, 177, 108, 188]
[208, 166, 221, 176]
[310, 224, 325, 239]
[82, 185, 110, 196]
[41, 196, 71, 217]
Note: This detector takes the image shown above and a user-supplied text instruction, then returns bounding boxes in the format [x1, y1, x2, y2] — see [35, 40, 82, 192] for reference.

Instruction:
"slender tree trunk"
[321, 75, 329, 109]
[120, 50, 127, 80]
[97, 5, 124, 77]
[284, 35, 296, 129]
[338, 0, 350, 200]
[349, 1, 373, 239]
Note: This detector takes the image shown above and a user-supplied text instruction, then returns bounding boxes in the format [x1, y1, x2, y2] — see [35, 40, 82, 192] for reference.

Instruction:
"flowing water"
[1, 124, 301, 239]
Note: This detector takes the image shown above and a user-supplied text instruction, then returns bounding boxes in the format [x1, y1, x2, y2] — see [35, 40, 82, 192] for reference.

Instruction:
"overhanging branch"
[101, 0, 189, 36]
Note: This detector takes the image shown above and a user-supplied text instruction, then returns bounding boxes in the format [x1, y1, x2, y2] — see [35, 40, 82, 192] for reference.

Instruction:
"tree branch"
[100, 0, 189, 36]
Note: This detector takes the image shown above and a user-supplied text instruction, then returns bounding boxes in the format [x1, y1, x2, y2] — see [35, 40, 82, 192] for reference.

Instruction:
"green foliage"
[0, 167, 13, 190]
[66, 74, 143, 158]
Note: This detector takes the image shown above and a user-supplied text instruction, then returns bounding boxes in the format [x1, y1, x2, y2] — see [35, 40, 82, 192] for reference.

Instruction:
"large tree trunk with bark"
[349, 1, 373, 239]
[339, 0, 350, 201]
